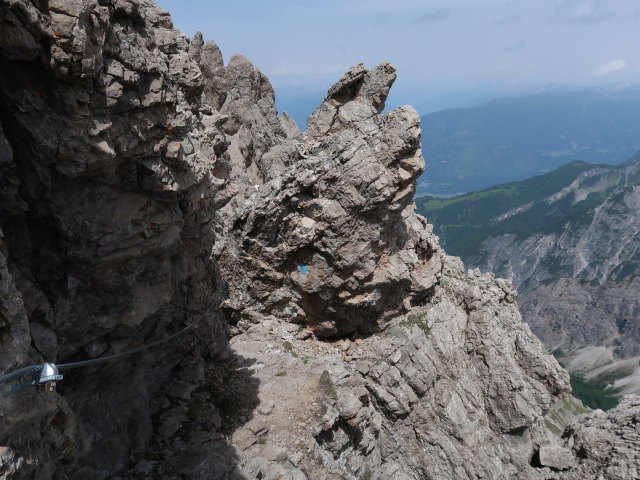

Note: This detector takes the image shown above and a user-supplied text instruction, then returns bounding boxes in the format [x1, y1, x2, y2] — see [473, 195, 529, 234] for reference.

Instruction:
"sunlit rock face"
[449, 157, 640, 358]
[193, 52, 442, 338]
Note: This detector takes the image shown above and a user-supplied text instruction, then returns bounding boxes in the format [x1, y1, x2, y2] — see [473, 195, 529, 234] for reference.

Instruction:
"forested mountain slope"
[418, 154, 640, 357]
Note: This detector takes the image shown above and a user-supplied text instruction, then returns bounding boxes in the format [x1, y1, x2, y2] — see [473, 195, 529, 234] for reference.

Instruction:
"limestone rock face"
[141, 264, 572, 479]
[537, 445, 575, 471]
[194, 54, 442, 338]
[572, 395, 640, 478]
[548, 395, 640, 480]
[0, 0, 228, 478]
[179, 31, 571, 478]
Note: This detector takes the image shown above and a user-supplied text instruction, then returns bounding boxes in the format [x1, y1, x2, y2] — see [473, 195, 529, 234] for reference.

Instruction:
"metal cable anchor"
[38, 363, 63, 391]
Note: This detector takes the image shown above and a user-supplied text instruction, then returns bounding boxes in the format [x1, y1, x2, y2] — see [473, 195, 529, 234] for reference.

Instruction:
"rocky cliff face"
[558, 395, 640, 480]
[0, 1, 228, 477]
[195, 54, 441, 338]
[0, 1, 637, 479]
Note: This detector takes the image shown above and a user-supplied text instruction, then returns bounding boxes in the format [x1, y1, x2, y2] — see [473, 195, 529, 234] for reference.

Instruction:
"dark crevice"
[506, 425, 528, 436]
[530, 450, 541, 468]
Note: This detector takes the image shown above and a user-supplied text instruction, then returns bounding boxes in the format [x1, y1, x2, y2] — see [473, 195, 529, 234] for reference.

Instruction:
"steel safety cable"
[56, 324, 193, 371]
[0, 364, 45, 384]
[0, 324, 193, 389]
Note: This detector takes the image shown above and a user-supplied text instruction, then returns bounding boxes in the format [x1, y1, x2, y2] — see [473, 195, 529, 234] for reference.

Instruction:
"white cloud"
[553, 0, 615, 25]
[594, 59, 628, 75]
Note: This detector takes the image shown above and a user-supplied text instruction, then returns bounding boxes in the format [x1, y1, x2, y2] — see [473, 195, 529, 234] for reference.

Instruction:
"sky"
[156, 0, 640, 116]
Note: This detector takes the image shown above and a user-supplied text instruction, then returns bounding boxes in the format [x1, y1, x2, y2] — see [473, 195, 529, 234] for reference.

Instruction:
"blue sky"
[156, 0, 640, 115]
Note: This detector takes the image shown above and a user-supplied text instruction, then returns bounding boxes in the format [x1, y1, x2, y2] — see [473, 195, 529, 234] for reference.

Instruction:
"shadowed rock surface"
[0, 1, 637, 479]
[0, 1, 229, 477]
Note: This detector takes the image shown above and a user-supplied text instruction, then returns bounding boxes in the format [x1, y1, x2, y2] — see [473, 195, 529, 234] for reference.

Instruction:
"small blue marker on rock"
[298, 264, 309, 274]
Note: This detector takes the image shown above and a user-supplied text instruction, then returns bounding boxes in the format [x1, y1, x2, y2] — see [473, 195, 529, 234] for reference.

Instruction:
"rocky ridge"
[0, 1, 638, 479]
[559, 395, 640, 479]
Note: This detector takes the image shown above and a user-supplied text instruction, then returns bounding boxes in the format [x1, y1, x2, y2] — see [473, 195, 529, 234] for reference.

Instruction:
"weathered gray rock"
[165, 44, 571, 477]
[260, 444, 287, 462]
[204, 57, 440, 338]
[537, 445, 575, 471]
[557, 395, 640, 479]
[306, 62, 396, 136]
[183, 265, 570, 480]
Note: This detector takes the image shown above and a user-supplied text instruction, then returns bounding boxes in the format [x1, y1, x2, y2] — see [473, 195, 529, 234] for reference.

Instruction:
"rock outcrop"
[0, 1, 636, 479]
[560, 395, 640, 479]
[208, 261, 569, 480]
[531, 395, 640, 479]
[195, 55, 441, 338]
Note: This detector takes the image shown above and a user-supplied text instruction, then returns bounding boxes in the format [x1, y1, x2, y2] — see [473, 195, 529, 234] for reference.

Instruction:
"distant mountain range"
[417, 152, 640, 359]
[418, 87, 640, 195]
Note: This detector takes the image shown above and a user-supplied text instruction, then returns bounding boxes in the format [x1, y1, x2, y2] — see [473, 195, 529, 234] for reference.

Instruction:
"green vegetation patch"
[544, 419, 563, 436]
[399, 313, 431, 337]
[570, 367, 634, 411]
[319, 370, 337, 398]
[283, 340, 299, 358]
[360, 467, 373, 480]
[545, 395, 592, 435]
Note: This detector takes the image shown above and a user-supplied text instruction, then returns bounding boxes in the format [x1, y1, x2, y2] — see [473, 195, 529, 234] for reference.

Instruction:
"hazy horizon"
[157, 0, 640, 119]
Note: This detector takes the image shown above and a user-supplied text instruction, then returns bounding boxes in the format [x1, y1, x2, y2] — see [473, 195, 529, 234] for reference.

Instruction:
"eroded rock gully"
[0, 1, 637, 479]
